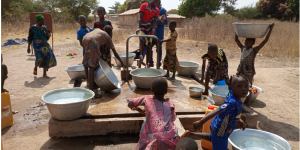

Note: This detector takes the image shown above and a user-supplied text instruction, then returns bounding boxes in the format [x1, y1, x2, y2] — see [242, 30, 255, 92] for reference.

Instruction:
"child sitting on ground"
[1, 54, 8, 93]
[175, 137, 198, 150]
[235, 23, 274, 106]
[198, 43, 229, 95]
[77, 15, 93, 86]
[159, 20, 179, 80]
[127, 77, 180, 150]
[181, 75, 248, 150]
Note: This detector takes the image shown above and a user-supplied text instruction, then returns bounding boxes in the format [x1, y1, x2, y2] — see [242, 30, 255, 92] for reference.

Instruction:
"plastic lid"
[208, 106, 215, 110]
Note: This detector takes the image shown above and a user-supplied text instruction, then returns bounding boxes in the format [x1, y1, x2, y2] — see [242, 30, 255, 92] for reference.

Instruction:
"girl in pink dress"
[127, 77, 180, 150]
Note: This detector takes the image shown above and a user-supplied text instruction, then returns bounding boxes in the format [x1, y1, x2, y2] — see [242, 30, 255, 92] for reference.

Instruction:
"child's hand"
[239, 119, 246, 131]
[152, 30, 155, 35]
[157, 39, 162, 43]
[136, 107, 145, 114]
[193, 120, 203, 131]
[136, 29, 140, 35]
[121, 63, 127, 68]
[199, 78, 204, 84]
[270, 23, 275, 29]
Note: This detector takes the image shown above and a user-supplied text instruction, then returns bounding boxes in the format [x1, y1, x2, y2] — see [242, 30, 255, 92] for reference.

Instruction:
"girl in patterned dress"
[127, 77, 180, 150]
[27, 14, 57, 78]
[82, 29, 125, 97]
[159, 20, 179, 80]
[235, 23, 274, 106]
[199, 43, 229, 95]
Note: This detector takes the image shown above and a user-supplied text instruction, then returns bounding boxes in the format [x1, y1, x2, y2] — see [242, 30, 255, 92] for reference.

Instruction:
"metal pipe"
[126, 35, 159, 81]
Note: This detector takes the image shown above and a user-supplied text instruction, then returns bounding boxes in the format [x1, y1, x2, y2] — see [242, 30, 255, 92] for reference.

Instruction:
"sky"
[99, 0, 259, 13]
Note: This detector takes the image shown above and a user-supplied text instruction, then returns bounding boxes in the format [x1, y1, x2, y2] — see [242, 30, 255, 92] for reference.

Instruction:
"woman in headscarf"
[27, 14, 57, 78]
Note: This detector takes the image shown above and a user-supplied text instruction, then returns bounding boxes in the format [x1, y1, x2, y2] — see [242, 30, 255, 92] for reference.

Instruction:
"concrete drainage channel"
[50, 78, 258, 138]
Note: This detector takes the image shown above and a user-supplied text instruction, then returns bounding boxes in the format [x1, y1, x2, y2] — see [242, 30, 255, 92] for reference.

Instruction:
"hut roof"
[119, 9, 140, 16]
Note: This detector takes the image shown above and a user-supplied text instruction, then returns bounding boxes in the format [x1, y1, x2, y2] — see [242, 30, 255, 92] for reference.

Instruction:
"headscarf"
[35, 14, 44, 22]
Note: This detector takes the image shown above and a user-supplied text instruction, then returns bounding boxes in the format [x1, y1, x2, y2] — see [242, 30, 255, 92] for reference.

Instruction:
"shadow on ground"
[24, 76, 56, 88]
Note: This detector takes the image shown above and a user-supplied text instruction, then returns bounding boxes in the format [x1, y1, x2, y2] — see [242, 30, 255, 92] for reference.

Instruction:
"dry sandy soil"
[1, 36, 299, 150]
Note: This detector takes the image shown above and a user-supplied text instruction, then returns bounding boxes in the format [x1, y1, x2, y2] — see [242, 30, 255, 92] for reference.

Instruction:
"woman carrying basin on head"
[27, 14, 57, 78]
[82, 28, 126, 98]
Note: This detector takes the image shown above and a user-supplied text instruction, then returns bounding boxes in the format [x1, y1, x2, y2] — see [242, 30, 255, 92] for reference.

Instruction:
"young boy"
[1, 54, 8, 93]
[181, 75, 248, 150]
[175, 137, 198, 150]
[199, 43, 229, 95]
[159, 20, 179, 80]
[235, 23, 274, 105]
[77, 15, 92, 86]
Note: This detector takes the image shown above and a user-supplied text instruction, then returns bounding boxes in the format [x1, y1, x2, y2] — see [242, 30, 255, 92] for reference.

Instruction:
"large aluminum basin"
[41, 88, 95, 121]
[209, 85, 249, 106]
[229, 129, 291, 150]
[112, 53, 136, 67]
[95, 59, 121, 91]
[130, 68, 163, 89]
[65, 65, 85, 80]
[233, 23, 272, 38]
[178, 61, 200, 77]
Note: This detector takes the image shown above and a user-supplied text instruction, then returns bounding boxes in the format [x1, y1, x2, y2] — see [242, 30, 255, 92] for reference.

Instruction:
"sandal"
[33, 70, 37, 75]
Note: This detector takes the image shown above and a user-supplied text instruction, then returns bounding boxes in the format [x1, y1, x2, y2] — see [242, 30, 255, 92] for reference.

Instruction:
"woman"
[27, 14, 57, 78]
[82, 28, 126, 98]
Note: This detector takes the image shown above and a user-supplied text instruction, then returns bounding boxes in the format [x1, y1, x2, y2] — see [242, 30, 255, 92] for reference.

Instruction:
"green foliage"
[233, 5, 266, 20]
[167, 9, 178, 14]
[109, 2, 121, 14]
[2, 0, 43, 20]
[126, 0, 148, 10]
[286, 0, 299, 21]
[117, 3, 127, 14]
[178, 0, 237, 18]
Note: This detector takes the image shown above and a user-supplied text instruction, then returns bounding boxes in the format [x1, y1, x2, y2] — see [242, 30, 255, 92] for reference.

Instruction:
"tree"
[256, 0, 290, 20]
[126, 0, 148, 10]
[58, 0, 98, 21]
[233, 5, 266, 20]
[178, 0, 237, 18]
[167, 9, 178, 14]
[117, 3, 127, 14]
[286, 0, 299, 21]
[108, 2, 121, 14]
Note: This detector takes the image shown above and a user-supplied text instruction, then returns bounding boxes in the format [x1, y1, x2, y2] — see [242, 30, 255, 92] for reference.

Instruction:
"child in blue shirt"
[181, 75, 248, 150]
[77, 15, 92, 86]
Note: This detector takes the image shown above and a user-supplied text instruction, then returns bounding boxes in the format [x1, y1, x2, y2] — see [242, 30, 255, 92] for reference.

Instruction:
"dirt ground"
[1, 37, 299, 150]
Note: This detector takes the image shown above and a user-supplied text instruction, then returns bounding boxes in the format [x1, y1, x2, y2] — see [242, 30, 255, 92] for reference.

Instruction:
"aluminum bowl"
[130, 68, 163, 89]
[65, 65, 86, 80]
[94, 59, 121, 91]
[249, 85, 262, 102]
[195, 69, 206, 77]
[41, 88, 95, 121]
[209, 85, 249, 106]
[229, 129, 291, 150]
[112, 53, 136, 67]
[233, 22, 272, 38]
[189, 87, 204, 98]
[178, 61, 200, 77]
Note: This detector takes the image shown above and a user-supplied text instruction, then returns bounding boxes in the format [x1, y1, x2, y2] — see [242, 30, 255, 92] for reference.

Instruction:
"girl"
[82, 29, 125, 98]
[27, 14, 57, 78]
[199, 43, 229, 95]
[138, 0, 160, 67]
[159, 20, 179, 80]
[181, 75, 248, 150]
[94, 7, 113, 30]
[235, 23, 274, 106]
[127, 77, 180, 150]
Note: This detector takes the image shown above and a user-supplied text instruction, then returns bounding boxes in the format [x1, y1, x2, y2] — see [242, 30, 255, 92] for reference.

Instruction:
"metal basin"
[178, 61, 200, 77]
[95, 59, 121, 91]
[41, 88, 95, 121]
[112, 53, 136, 67]
[189, 87, 204, 98]
[130, 68, 163, 89]
[65, 65, 85, 80]
[233, 23, 272, 38]
[250, 85, 262, 102]
[209, 85, 249, 106]
[195, 69, 206, 77]
[229, 129, 291, 150]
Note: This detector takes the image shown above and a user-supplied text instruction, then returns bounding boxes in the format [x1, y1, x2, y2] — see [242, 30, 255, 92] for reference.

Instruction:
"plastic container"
[1, 92, 14, 129]
[201, 105, 219, 150]
[215, 80, 226, 86]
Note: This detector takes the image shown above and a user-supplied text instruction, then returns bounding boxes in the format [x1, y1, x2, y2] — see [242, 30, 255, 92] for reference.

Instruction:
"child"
[127, 77, 180, 150]
[158, 20, 179, 80]
[181, 75, 248, 150]
[1, 54, 8, 93]
[199, 43, 229, 95]
[94, 7, 113, 30]
[235, 23, 274, 106]
[175, 137, 198, 150]
[77, 15, 93, 86]
[138, 0, 160, 68]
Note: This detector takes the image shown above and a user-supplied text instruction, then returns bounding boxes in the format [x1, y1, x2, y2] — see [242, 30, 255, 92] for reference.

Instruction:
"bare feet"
[33, 68, 37, 75]
[43, 75, 50, 78]
[181, 130, 190, 138]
